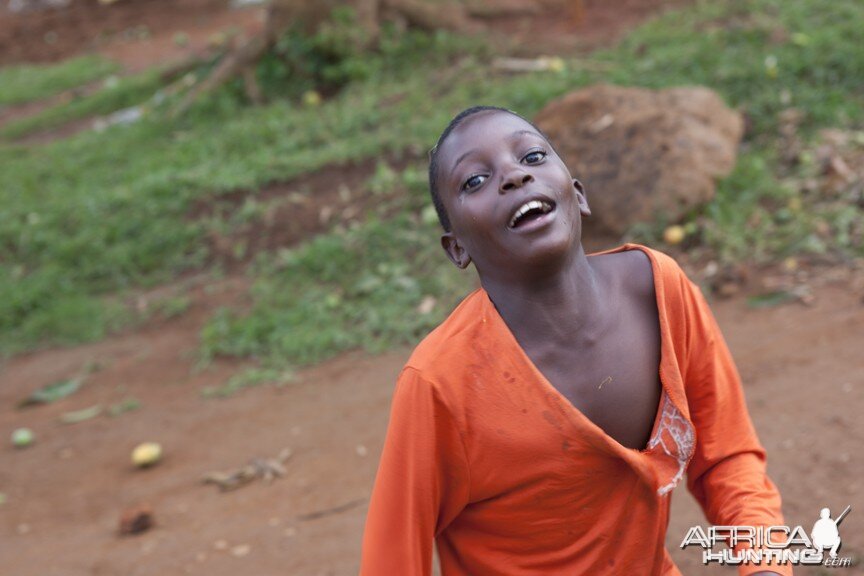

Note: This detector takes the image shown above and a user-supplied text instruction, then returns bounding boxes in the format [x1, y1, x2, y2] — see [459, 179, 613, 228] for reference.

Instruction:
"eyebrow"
[450, 129, 543, 172]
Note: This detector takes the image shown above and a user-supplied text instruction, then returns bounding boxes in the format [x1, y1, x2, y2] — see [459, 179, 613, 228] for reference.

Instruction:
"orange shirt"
[361, 244, 791, 576]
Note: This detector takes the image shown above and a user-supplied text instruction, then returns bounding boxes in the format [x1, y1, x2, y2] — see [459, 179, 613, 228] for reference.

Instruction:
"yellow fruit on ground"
[302, 90, 322, 107]
[547, 57, 566, 73]
[663, 225, 686, 245]
[131, 442, 162, 468]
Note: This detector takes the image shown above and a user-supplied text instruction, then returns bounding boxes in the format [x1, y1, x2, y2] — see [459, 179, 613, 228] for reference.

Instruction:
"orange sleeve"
[360, 367, 471, 576]
[679, 278, 792, 576]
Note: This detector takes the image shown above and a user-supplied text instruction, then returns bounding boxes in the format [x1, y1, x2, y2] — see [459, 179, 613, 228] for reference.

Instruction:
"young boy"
[360, 106, 790, 575]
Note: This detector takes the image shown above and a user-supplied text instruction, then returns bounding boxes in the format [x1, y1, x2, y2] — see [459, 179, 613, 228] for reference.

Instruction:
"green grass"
[0, 55, 120, 106]
[0, 29, 485, 354]
[599, 0, 864, 136]
[201, 212, 469, 369]
[1, 70, 165, 139]
[1, 0, 863, 362]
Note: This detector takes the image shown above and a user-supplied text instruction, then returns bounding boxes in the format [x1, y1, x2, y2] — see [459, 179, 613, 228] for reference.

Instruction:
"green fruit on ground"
[11, 427, 35, 448]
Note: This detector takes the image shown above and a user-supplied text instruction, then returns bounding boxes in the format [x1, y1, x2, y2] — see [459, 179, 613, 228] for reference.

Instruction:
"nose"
[500, 169, 533, 194]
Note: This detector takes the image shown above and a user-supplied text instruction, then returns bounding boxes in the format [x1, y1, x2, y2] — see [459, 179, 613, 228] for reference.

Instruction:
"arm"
[360, 367, 470, 576]
[680, 278, 791, 576]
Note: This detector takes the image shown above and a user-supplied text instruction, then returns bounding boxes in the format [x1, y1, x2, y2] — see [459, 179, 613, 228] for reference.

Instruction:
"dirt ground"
[0, 0, 689, 143]
[1, 1, 863, 575]
[1, 272, 862, 575]
[0, 0, 687, 69]
[0, 0, 262, 70]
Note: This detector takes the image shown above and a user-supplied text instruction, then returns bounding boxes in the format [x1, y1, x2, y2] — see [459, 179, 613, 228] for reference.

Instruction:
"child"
[360, 106, 789, 575]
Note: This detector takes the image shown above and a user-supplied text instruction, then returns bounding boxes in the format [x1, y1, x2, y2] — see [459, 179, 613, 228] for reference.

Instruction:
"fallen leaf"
[108, 398, 141, 417]
[60, 404, 103, 424]
[747, 291, 796, 308]
[19, 378, 82, 408]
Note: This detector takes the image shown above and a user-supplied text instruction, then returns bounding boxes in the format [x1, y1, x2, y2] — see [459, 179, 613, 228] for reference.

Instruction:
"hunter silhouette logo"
[811, 505, 851, 558]
[681, 505, 854, 568]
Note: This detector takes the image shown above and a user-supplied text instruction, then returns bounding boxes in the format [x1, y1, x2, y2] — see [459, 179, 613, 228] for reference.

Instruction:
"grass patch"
[599, 0, 864, 136]
[0, 30, 485, 354]
[0, 56, 120, 106]
[201, 367, 295, 398]
[200, 211, 470, 369]
[1, 70, 165, 139]
[1, 0, 863, 359]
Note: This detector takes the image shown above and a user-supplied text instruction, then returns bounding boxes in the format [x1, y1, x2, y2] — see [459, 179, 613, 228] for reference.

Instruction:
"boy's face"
[435, 110, 590, 279]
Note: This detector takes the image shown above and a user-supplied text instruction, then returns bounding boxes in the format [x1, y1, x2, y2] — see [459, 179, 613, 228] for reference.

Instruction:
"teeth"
[509, 200, 553, 228]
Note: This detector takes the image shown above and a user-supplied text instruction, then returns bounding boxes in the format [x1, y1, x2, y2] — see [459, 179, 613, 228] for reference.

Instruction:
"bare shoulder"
[592, 247, 656, 300]
[623, 247, 656, 298]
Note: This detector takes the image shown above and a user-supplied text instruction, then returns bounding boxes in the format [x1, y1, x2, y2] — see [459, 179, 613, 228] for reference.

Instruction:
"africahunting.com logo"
[681, 505, 853, 568]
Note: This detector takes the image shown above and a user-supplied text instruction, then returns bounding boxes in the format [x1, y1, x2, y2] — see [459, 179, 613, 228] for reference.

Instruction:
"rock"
[534, 85, 744, 236]
[118, 504, 154, 535]
[213, 539, 229, 550]
[230, 543, 251, 557]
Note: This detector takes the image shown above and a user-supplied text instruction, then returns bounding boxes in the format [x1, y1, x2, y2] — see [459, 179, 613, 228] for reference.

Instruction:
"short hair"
[427, 106, 554, 232]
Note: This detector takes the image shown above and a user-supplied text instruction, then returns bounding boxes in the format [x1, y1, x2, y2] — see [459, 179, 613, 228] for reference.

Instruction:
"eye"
[523, 149, 547, 164]
[462, 174, 487, 191]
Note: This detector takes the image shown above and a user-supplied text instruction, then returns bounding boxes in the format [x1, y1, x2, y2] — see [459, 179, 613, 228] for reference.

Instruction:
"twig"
[296, 498, 366, 521]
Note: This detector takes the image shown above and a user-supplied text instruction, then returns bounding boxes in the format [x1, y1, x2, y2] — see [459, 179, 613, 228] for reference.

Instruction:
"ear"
[573, 178, 591, 217]
[441, 232, 472, 269]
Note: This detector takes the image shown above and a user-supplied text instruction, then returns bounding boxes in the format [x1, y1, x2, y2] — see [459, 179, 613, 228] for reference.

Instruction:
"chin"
[509, 226, 581, 271]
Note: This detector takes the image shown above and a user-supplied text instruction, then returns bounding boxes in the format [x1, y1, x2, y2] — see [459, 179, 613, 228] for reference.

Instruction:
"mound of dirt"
[535, 84, 744, 236]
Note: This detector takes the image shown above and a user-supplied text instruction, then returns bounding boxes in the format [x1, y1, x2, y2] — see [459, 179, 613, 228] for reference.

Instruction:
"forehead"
[437, 111, 546, 169]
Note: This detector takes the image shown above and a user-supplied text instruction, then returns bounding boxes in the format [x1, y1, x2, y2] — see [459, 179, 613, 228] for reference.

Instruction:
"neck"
[480, 245, 606, 346]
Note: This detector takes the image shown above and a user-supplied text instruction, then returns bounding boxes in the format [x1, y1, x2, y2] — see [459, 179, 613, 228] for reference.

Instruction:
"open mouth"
[508, 199, 555, 229]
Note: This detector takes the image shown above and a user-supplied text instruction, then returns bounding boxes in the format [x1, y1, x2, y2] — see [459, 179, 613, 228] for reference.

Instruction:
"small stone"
[17, 523, 30, 535]
[284, 527, 297, 537]
[355, 445, 368, 457]
[230, 544, 251, 557]
[118, 504, 154, 536]
[716, 281, 740, 298]
[268, 517, 281, 527]
[416, 296, 437, 315]
[213, 539, 229, 551]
